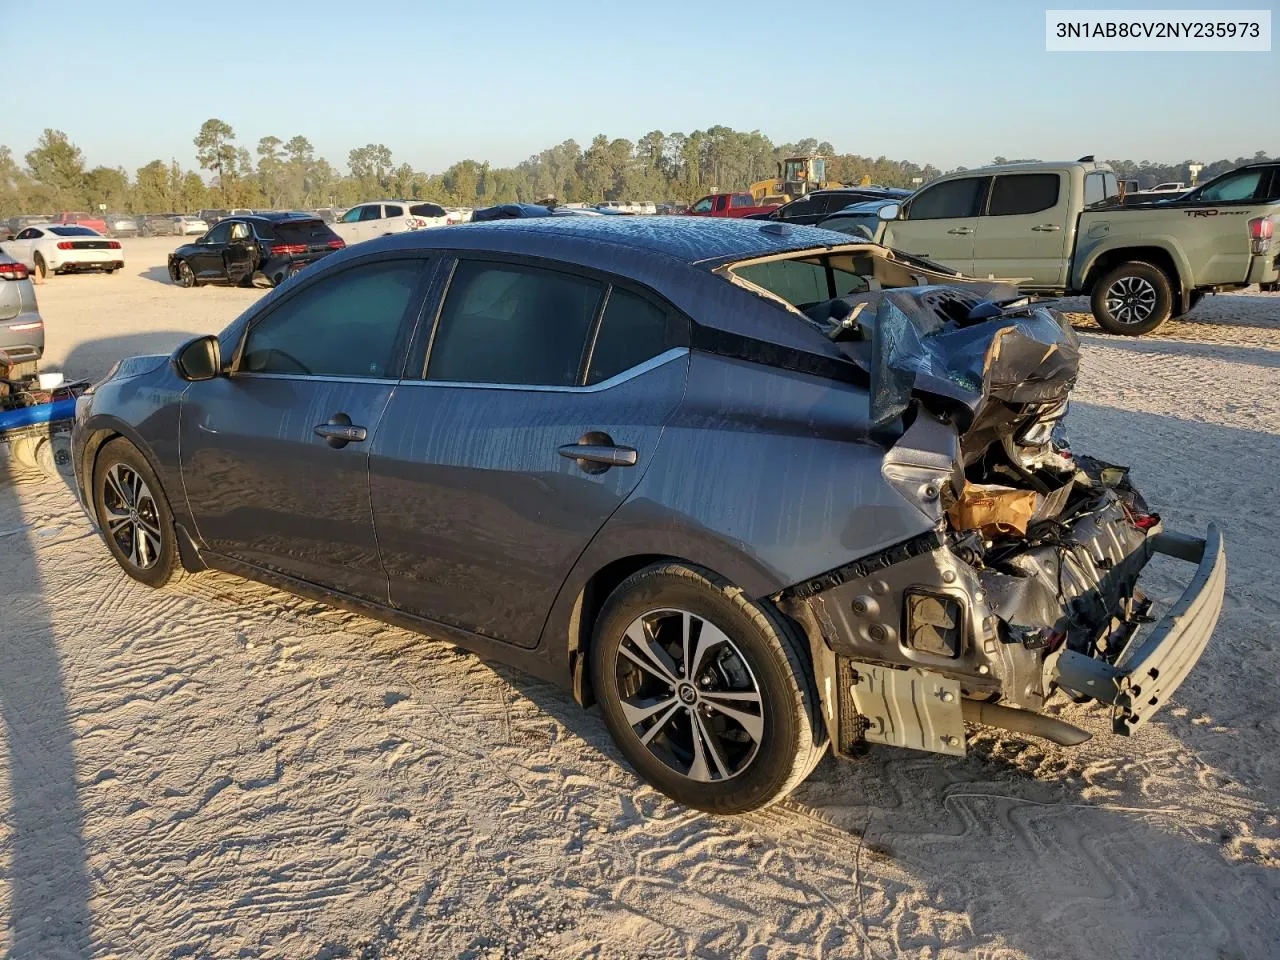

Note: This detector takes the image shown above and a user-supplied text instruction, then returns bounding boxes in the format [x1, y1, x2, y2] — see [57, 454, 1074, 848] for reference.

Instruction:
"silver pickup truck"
[872, 159, 1280, 334]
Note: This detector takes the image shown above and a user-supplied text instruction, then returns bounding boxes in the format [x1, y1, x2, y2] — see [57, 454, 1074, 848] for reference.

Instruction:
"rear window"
[410, 203, 446, 218]
[48, 226, 98, 237]
[268, 219, 336, 244]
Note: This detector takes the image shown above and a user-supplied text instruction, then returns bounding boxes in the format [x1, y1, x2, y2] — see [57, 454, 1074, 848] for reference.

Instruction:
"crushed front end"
[783, 287, 1226, 758]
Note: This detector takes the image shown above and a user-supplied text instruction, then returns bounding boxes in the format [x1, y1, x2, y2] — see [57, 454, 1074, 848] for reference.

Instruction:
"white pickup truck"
[330, 200, 449, 246]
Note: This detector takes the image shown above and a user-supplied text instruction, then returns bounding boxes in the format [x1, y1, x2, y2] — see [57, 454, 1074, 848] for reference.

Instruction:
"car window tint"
[587, 288, 672, 385]
[339, 206, 363, 223]
[907, 177, 987, 219]
[48, 226, 97, 236]
[1196, 169, 1263, 202]
[385, 204, 404, 217]
[427, 261, 602, 387]
[205, 222, 232, 244]
[240, 260, 422, 378]
[359, 205, 383, 221]
[988, 174, 1060, 216]
[1084, 173, 1105, 207]
[735, 259, 829, 307]
[410, 203, 446, 218]
[690, 198, 713, 213]
[729, 194, 753, 208]
[229, 222, 251, 241]
[779, 197, 814, 220]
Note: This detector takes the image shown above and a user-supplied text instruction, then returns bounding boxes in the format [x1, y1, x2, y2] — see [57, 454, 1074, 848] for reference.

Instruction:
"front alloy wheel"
[101, 462, 163, 570]
[176, 259, 196, 287]
[92, 438, 182, 587]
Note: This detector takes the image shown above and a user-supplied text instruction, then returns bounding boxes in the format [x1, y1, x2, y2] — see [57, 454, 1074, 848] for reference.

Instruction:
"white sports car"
[0, 224, 125, 280]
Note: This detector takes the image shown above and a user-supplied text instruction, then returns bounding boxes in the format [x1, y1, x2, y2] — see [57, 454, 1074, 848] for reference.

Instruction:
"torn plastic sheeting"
[946, 483, 1037, 537]
[868, 289, 1080, 427]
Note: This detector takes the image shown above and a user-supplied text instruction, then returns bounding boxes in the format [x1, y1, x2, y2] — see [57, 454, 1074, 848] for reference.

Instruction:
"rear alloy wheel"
[591, 563, 827, 813]
[176, 260, 196, 288]
[92, 438, 181, 588]
[1091, 261, 1173, 336]
[32, 252, 48, 281]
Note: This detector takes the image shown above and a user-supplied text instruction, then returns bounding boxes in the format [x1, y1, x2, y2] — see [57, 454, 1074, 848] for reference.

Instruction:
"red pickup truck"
[685, 193, 779, 218]
[52, 211, 108, 234]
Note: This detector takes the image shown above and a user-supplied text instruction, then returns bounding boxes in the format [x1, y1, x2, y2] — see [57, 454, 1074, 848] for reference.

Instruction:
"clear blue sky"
[5, 0, 1275, 177]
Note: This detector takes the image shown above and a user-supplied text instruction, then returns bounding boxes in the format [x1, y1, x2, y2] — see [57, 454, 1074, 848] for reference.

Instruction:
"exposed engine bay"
[780, 287, 1226, 758]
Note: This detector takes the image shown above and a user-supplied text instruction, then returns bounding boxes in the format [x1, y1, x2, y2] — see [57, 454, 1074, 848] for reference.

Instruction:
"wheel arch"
[1080, 244, 1190, 314]
[548, 535, 788, 709]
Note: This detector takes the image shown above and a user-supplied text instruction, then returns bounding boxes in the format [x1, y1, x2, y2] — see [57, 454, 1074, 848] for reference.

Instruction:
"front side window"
[339, 206, 364, 223]
[587, 288, 676, 385]
[987, 174, 1061, 216]
[240, 259, 423, 378]
[906, 177, 988, 220]
[204, 222, 232, 244]
[427, 261, 602, 387]
[690, 198, 713, 213]
[1193, 169, 1264, 203]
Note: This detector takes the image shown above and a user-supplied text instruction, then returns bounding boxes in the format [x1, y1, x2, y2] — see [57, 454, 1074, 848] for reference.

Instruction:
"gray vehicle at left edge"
[71, 216, 1226, 814]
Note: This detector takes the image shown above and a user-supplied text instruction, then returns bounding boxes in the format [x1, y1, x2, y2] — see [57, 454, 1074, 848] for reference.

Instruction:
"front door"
[884, 175, 990, 274]
[223, 220, 256, 285]
[370, 258, 689, 648]
[190, 221, 231, 280]
[971, 172, 1070, 286]
[180, 255, 430, 599]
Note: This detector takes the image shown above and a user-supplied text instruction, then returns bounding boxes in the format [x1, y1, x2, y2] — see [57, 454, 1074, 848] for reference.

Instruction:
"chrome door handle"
[314, 413, 367, 449]
[558, 443, 638, 467]
[946, 227, 974, 235]
[1032, 224, 1062, 232]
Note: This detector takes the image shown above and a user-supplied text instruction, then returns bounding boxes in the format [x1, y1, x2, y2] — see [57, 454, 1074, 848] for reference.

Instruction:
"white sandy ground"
[1, 237, 1278, 959]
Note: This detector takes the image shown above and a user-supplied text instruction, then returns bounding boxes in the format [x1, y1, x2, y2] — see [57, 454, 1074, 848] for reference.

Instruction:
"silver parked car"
[71, 218, 1225, 813]
[0, 252, 44, 376]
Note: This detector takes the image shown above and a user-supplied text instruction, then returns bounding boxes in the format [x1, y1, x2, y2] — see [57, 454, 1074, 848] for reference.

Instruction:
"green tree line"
[0, 120, 1273, 217]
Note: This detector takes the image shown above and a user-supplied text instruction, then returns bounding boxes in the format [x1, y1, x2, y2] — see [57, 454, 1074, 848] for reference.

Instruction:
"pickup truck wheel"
[1091, 262, 1173, 336]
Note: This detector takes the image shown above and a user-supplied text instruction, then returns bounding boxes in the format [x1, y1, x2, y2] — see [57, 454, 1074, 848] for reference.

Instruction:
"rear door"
[971, 171, 1070, 286]
[885, 176, 990, 273]
[180, 254, 432, 600]
[370, 257, 689, 648]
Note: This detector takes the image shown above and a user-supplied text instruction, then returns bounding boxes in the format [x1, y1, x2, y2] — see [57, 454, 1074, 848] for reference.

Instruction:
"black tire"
[91, 438, 182, 588]
[174, 259, 196, 288]
[1090, 261, 1174, 336]
[32, 252, 47, 281]
[590, 562, 827, 814]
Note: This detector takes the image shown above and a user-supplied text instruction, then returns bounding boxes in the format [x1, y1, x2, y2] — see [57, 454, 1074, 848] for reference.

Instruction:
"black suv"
[167, 214, 344, 288]
[752, 187, 913, 225]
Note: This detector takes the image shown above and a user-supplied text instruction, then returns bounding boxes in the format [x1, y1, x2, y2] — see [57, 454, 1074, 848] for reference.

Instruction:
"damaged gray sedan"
[72, 217, 1225, 814]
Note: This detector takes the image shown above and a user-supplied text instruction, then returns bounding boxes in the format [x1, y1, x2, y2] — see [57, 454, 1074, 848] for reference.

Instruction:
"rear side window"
[427, 261, 603, 387]
[586, 288, 677, 385]
[240, 259, 423, 378]
[358, 205, 383, 221]
[987, 174, 1060, 216]
[729, 194, 754, 208]
[906, 177, 988, 219]
[410, 203, 446, 218]
[384, 204, 404, 217]
[778, 196, 816, 220]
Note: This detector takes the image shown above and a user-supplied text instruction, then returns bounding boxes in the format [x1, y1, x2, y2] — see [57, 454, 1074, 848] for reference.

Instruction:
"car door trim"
[394, 347, 689, 394]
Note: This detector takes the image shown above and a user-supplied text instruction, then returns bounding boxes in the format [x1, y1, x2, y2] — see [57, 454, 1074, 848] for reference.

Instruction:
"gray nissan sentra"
[72, 217, 1225, 813]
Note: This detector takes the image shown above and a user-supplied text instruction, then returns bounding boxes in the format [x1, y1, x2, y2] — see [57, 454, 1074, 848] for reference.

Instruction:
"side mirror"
[174, 335, 221, 381]
[878, 202, 902, 221]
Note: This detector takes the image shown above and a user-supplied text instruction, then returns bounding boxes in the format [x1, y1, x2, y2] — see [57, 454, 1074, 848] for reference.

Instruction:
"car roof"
[392, 215, 863, 265]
